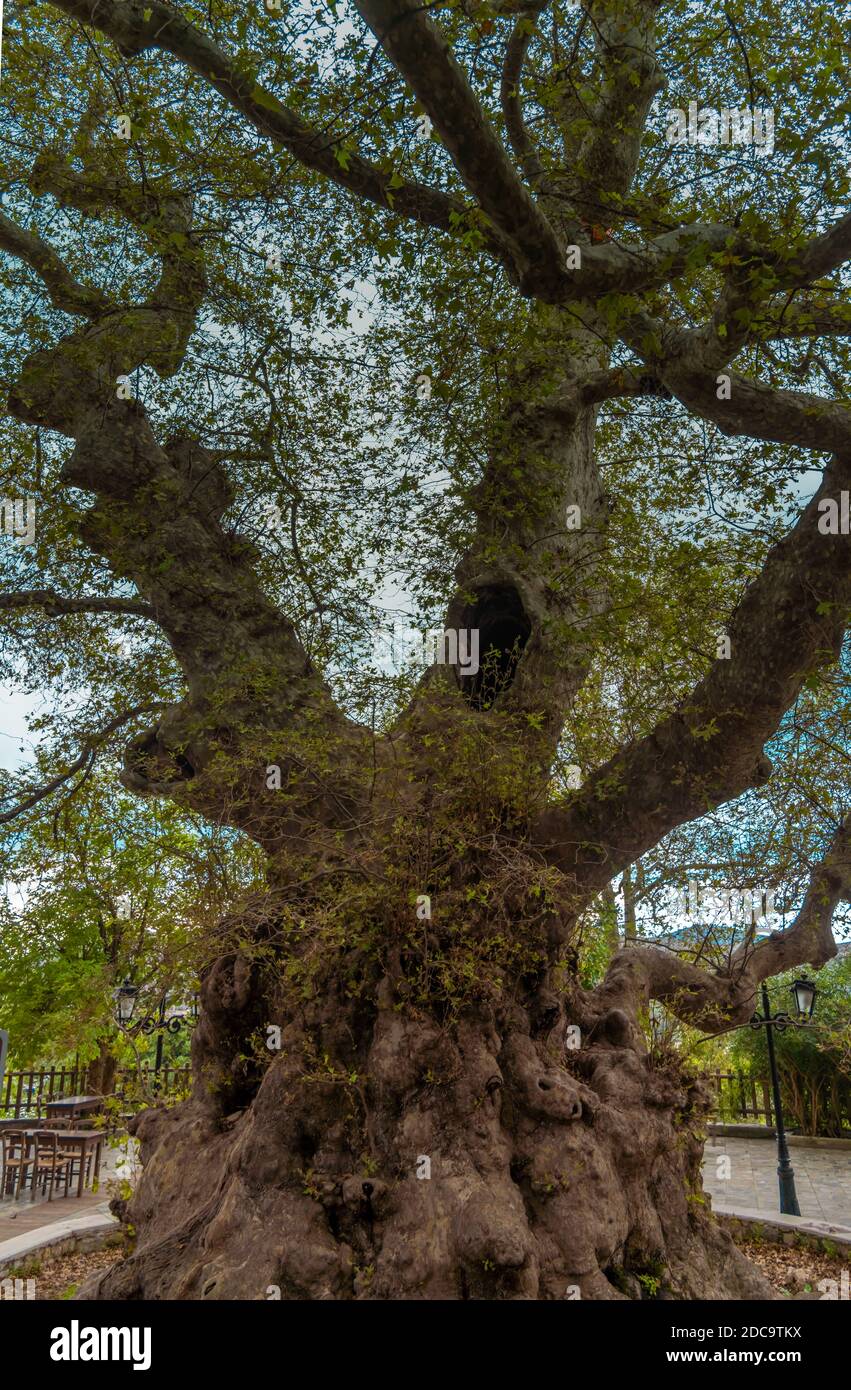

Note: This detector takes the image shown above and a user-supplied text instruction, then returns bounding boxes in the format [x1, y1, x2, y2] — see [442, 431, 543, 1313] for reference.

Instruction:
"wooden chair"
[1, 1129, 33, 1198]
[56, 1134, 96, 1191]
[43, 1114, 73, 1130]
[31, 1131, 72, 1201]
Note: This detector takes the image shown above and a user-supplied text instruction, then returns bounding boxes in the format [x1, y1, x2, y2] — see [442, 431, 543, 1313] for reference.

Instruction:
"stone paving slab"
[0, 1188, 111, 1244]
[703, 1135, 851, 1226]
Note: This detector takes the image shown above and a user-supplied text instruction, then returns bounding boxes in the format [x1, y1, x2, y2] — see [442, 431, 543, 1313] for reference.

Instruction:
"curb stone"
[0, 1207, 119, 1277]
[715, 1204, 851, 1253]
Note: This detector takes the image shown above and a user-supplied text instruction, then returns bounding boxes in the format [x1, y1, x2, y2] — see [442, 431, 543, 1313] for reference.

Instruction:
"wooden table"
[44, 1095, 106, 1122]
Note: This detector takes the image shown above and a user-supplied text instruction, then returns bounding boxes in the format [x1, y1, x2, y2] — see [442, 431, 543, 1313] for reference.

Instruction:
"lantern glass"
[790, 977, 817, 1020]
[115, 978, 138, 1025]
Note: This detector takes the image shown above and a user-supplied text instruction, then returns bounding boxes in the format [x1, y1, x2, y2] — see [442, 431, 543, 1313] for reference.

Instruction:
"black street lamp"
[113, 978, 139, 1027]
[747, 977, 819, 1216]
[790, 976, 818, 1020]
[113, 981, 196, 1088]
[150, 996, 168, 1082]
[144, 994, 197, 1090]
[114, 981, 197, 1037]
[114, 984, 194, 1039]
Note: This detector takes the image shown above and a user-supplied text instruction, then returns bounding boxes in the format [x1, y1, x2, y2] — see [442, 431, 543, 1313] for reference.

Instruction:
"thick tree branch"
[0, 589, 157, 620]
[0, 209, 111, 317]
[780, 211, 851, 288]
[500, 9, 547, 187]
[727, 814, 851, 980]
[575, 222, 745, 300]
[41, 1, 775, 306]
[29, 152, 206, 378]
[665, 369, 851, 457]
[47, 0, 485, 254]
[534, 453, 851, 897]
[569, 0, 664, 218]
[592, 812, 851, 1033]
[576, 362, 671, 406]
[354, 0, 567, 293]
[9, 154, 206, 433]
[6, 153, 369, 843]
[621, 306, 851, 455]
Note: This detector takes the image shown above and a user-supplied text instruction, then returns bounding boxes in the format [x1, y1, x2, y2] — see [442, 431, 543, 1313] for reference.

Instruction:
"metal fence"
[0, 1064, 191, 1118]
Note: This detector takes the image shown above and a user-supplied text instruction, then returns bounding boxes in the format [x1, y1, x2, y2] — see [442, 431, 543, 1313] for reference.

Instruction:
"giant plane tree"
[1, 0, 850, 1300]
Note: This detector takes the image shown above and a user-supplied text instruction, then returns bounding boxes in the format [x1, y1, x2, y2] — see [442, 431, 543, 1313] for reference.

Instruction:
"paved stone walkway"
[703, 1135, 851, 1227]
[0, 1188, 111, 1243]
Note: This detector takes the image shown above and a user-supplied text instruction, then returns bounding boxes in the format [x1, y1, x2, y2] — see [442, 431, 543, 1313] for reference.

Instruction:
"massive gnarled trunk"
[91, 957, 769, 1301]
[83, 740, 780, 1306]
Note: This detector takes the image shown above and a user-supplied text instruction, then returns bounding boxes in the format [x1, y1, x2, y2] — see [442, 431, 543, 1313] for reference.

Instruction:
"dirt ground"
[28, 1245, 125, 1300]
[738, 1238, 849, 1298]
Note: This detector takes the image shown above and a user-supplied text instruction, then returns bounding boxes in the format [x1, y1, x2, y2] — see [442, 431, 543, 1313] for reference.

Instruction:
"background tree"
[0, 768, 260, 1086]
[1, 0, 850, 1299]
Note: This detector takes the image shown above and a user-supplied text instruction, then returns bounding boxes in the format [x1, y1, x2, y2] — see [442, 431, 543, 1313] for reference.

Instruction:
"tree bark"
[86, 1042, 117, 1098]
[89, 937, 772, 1300]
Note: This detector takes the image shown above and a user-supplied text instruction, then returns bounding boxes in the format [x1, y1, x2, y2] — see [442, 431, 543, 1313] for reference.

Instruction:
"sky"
[0, 683, 38, 772]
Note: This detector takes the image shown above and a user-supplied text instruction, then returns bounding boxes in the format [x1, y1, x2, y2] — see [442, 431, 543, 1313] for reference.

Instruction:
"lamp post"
[0, 1029, 8, 1107]
[748, 977, 819, 1217]
[151, 997, 167, 1083]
